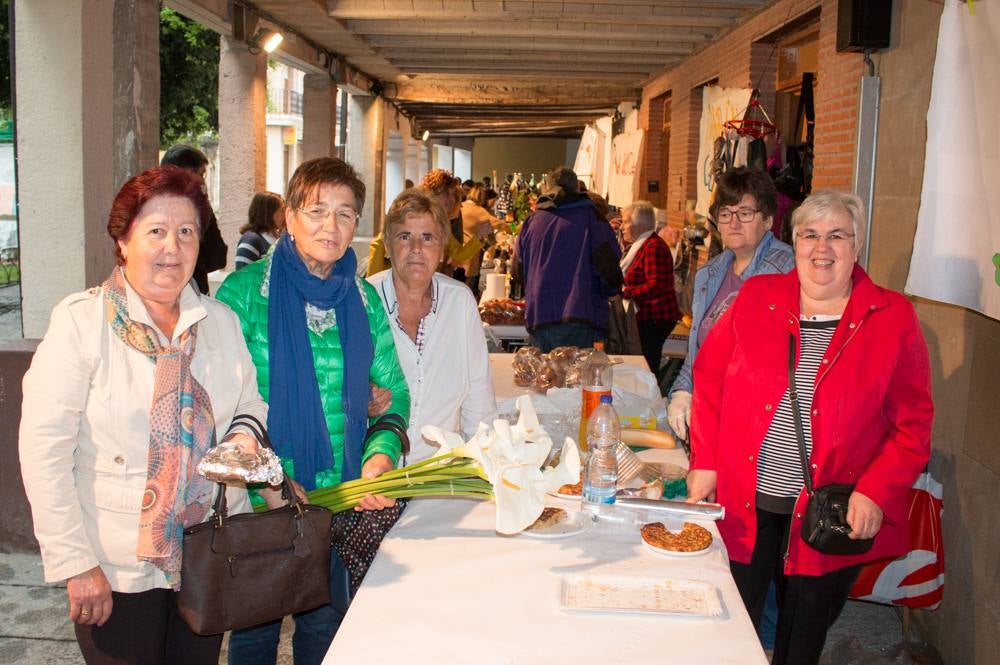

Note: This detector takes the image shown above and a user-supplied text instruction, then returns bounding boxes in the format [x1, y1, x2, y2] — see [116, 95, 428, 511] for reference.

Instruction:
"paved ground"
[0, 550, 918, 665]
[0, 283, 21, 341]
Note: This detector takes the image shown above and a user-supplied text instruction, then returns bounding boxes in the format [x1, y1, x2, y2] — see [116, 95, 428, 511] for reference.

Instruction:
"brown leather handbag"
[177, 414, 333, 635]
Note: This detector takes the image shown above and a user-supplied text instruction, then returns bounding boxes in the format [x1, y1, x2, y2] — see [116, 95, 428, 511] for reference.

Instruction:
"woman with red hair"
[19, 166, 267, 664]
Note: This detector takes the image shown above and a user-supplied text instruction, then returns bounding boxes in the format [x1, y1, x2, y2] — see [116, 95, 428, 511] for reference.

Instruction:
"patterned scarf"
[102, 268, 216, 590]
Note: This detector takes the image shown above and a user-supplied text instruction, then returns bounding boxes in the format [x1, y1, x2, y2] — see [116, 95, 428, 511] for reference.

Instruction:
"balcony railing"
[269, 88, 303, 115]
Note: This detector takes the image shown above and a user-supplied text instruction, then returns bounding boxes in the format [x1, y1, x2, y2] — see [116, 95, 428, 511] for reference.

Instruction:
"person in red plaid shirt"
[621, 200, 680, 373]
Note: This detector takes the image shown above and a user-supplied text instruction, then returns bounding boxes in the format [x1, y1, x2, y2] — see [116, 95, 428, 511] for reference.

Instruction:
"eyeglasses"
[393, 231, 442, 247]
[795, 231, 856, 246]
[715, 207, 760, 224]
[297, 206, 359, 227]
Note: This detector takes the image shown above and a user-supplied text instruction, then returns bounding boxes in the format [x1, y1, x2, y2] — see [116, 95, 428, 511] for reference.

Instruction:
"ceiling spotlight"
[249, 28, 284, 54]
[421, 129, 430, 141]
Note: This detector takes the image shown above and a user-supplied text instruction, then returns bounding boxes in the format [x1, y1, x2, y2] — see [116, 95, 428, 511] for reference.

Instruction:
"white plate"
[549, 490, 582, 501]
[641, 538, 716, 557]
[520, 510, 591, 539]
[560, 575, 724, 617]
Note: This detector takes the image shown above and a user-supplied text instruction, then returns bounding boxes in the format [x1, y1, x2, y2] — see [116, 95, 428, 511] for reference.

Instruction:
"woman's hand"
[368, 385, 392, 418]
[222, 431, 258, 455]
[685, 469, 717, 503]
[356, 453, 397, 511]
[847, 491, 883, 540]
[667, 391, 692, 439]
[67, 566, 113, 626]
[259, 478, 309, 509]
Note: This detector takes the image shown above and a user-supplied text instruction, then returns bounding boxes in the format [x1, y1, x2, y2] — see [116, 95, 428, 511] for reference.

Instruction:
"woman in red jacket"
[687, 190, 933, 665]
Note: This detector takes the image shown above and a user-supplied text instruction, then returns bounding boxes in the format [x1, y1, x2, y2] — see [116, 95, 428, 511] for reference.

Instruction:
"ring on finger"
[80, 609, 92, 616]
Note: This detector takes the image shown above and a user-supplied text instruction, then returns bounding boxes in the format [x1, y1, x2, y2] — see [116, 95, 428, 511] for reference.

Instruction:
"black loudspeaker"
[836, 0, 892, 52]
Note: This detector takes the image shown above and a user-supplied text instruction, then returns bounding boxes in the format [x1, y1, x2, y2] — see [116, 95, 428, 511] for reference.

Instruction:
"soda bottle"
[583, 394, 620, 516]
[578, 341, 612, 451]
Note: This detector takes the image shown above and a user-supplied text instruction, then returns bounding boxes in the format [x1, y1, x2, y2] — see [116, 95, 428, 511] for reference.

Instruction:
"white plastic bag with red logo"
[849, 471, 944, 609]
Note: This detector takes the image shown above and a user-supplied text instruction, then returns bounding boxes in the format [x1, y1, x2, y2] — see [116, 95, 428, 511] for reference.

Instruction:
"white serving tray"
[560, 575, 724, 618]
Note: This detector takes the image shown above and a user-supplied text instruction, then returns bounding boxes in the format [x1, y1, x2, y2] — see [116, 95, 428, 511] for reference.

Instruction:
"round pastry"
[640, 521, 713, 552]
[557, 480, 583, 496]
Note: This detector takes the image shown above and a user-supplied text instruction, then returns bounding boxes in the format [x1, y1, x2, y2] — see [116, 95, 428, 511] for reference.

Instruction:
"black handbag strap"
[788, 332, 815, 496]
[210, 413, 305, 521]
[366, 413, 410, 465]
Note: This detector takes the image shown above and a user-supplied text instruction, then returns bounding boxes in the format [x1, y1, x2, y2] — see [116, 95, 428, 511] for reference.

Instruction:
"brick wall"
[643, 94, 667, 208]
[638, 0, 862, 226]
[810, 0, 862, 191]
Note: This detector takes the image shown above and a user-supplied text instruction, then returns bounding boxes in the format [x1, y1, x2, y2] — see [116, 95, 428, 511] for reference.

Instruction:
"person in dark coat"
[160, 144, 228, 294]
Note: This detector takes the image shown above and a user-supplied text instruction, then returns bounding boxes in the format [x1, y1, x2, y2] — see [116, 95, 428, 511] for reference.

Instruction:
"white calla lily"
[422, 397, 582, 534]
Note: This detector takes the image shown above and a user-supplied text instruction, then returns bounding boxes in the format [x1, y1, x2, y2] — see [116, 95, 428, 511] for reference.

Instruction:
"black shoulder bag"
[788, 333, 874, 555]
[177, 414, 333, 635]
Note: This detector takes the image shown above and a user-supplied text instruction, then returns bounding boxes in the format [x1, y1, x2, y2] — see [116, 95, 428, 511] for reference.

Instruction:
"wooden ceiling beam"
[399, 68, 647, 80]
[397, 59, 659, 74]
[363, 36, 695, 55]
[327, 7, 738, 29]
[388, 80, 639, 106]
[337, 0, 763, 9]
[397, 104, 616, 115]
[346, 21, 715, 44]
[376, 50, 683, 66]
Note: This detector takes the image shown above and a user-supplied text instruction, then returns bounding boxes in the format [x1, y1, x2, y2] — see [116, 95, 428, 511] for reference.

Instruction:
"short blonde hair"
[386, 189, 450, 243]
[790, 190, 866, 254]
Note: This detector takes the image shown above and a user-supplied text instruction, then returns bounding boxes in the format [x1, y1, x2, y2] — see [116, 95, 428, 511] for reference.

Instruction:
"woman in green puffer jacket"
[217, 157, 409, 665]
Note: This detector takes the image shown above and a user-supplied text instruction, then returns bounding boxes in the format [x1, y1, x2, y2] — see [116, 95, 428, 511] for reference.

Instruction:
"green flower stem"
[318, 484, 493, 514]
[252, 456, 494, 514]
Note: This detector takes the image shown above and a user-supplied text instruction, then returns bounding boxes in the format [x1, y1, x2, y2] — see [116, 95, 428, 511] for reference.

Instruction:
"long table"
[324, 454, 767, 664]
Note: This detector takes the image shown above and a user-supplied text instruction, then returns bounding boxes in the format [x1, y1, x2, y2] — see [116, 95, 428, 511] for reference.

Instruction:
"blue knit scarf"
[267, 235, 373, 489]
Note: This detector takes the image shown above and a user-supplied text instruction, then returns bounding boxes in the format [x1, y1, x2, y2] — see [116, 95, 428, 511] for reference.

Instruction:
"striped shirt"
[755, 318, 839, 512]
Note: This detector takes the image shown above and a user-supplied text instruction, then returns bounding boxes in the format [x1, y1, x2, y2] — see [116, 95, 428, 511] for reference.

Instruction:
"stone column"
[302, 72, 336, 162]
[345, 94, 383, 237]
[113, 0, 161, 191]
[217, 35, 267, 267]
[15, 0, 159, 337]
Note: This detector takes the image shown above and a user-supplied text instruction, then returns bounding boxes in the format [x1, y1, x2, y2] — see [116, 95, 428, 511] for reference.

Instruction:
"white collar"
[377, 271, 440, 319]
[620, 230, 655, 272]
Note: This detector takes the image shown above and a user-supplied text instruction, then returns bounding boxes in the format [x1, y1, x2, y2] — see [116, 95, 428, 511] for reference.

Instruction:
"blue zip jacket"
[670, 232, 794, 396]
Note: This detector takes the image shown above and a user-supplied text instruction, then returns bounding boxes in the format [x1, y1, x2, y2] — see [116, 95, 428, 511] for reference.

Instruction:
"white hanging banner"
[695, 86, 752, 217]
[573, 125, 600, 185]
[905, 2, 1000, 321]
[607, 128, 644, 208]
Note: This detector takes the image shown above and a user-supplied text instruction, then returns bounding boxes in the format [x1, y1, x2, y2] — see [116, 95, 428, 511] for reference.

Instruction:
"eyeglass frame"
[794, 230, 856, 245]
[295, 205, 360, 227]
[714, 206, 762, 224]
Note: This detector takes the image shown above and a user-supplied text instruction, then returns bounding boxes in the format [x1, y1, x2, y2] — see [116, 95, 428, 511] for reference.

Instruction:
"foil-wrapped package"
[197, 439, 284, 485]
[616, 497, 726, 520]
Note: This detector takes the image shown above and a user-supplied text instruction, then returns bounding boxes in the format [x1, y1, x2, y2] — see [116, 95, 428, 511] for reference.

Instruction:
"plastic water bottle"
[579, 341, 613, 451]
[583, 395, 620, 517]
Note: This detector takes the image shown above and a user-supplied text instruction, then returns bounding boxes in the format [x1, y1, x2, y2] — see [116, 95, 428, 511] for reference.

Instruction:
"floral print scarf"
[102, 268, 216, 589]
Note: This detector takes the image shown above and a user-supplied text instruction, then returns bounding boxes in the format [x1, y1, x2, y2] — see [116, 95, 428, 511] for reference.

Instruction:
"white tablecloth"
[324, 448, 766, 665]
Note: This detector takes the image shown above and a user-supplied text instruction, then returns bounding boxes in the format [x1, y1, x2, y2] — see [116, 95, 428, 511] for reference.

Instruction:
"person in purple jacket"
[514, 166, 623, 351]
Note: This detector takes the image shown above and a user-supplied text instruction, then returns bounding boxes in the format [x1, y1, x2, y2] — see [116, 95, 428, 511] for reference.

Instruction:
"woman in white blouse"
[368, 189, 497, 462]
[18, 166, 266, 664]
